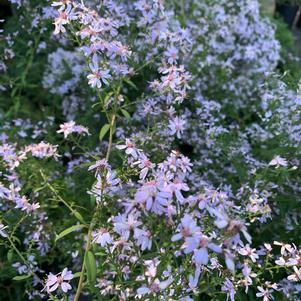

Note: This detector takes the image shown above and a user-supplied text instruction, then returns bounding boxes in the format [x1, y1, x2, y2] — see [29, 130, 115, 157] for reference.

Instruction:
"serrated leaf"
[99, 124, 110, 141]
[85, 251, 97, 285]
[120, 108, 131, 121]
[55, 224, 86, 242]
[13, 274, 32, 281]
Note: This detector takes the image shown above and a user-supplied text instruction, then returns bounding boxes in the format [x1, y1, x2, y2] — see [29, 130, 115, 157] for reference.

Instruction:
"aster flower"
[52, 0, 71, 9]
[165, 46, 178, 65]
[113, 212, 142, 241]
[87, 60, 112, 89]
[136, 277, 173, 296]
[188, 267, 201, 292]
[133, 153, 155, 180]
[44, 268, 73, 293]
[0, 223, 8, 238]
[238, 245, 259, 263]
[241, 264, 257, 293]
[287, 266, 301, 282]
[92, 228, 113, 247]
[0, 182, 10, 198]
[57, 121, 75, 138]
[89, 170, 120, 203]
[57, 121, 89, 138]
[135, 180, 172, 215]
[168, 116, 186, 139]
[209, 208, 252, 243]
[273, 241, 294, 256]
[134, 228, 152, 251]
[185, 234, 221, 265]
[15, 196, 40, 214]
[116, 139, 139, 159]
[166, 179, 189, 203]
[88, 159, 108, 176]
[268, 156, 288, 168]
[53, 4, 75, 35]
[171, 214, 200, 242]
[275, 257, 286, 266]
[256, 286, 274, 301]
[221, 278, 236, 301]
[24, 142, 59, 159]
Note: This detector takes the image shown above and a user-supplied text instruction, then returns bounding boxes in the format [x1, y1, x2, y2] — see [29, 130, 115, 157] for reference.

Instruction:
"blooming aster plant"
[1, 0, 301, 301]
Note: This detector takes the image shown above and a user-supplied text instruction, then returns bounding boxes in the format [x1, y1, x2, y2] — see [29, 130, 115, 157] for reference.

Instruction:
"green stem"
[106, 113, 116, 161]
[73, 226, 93, 301]
[73, 109, 116, 300]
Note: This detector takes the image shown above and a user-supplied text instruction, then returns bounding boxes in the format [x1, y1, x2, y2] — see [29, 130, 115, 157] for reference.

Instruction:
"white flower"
[287, 266, 301, 282]
[268, 156, 288, 168]
[88, 159, 108, 176]
[256, 286, 274, 301]
[87, 60, 111, 89]
[92, 228, 113, 247]
[44, 268, 73, 293]
[238, 245, 259, 263]
[275, 257, 286, 266]
[133, 153, 155, 180]
[52, 0, 71, 9]
[53, 5, 74, 35]
[57, 121, 89, 138]
[57, 121, 76, 138]
[89, 170, 120, 203]
[0, 223, 8, 238]
[273, 241, 293, 255]
[117, 139, 139, 159]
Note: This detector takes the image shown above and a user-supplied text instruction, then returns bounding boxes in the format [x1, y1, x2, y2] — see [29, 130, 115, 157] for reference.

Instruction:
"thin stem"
[73, 110, 116, 300]
[106, 113, 116, 161]
[73, 226, 93, 301]
[7, 235, 42, 282]
[7, 236, 28, 268]
[10, 214, 27, 238]
[73, 65, 120, 301]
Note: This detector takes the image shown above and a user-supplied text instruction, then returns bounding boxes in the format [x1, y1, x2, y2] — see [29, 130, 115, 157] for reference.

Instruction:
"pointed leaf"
[120, 108, 131, 122]
[99, 124, 110, 141]
[73, 272, 82, 279]
[124, 79, 138, 90]
[85, 251, 97, 285]
[7, 250, 14, 262]
[55, 224, 86, 242]
[13, 274, 32, 281]
[74, 211, 85, 224]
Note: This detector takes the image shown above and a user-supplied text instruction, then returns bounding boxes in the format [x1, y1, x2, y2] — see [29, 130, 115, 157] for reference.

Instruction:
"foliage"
[1, 1, 301, 301]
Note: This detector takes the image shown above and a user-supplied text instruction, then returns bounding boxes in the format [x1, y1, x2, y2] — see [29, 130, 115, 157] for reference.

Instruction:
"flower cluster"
[1, 0, 301, 301]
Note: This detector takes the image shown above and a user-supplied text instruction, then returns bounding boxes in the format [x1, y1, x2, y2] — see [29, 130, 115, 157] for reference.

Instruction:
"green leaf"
[73, 272, 82, 279]
[74, 211, 85, 224]
[124, 78, 138, 90]
[120, 108, 131, 122]
[103, 92, 114, 106]
[55, 224, 86, 242]
[99, 124, 110, 141]
[7, 250, 14, 262]
[85, 251, 97, 285]
[13, 274, 32, 281]
[90, 194, 96, 207]
[95, 250, 107, 256]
